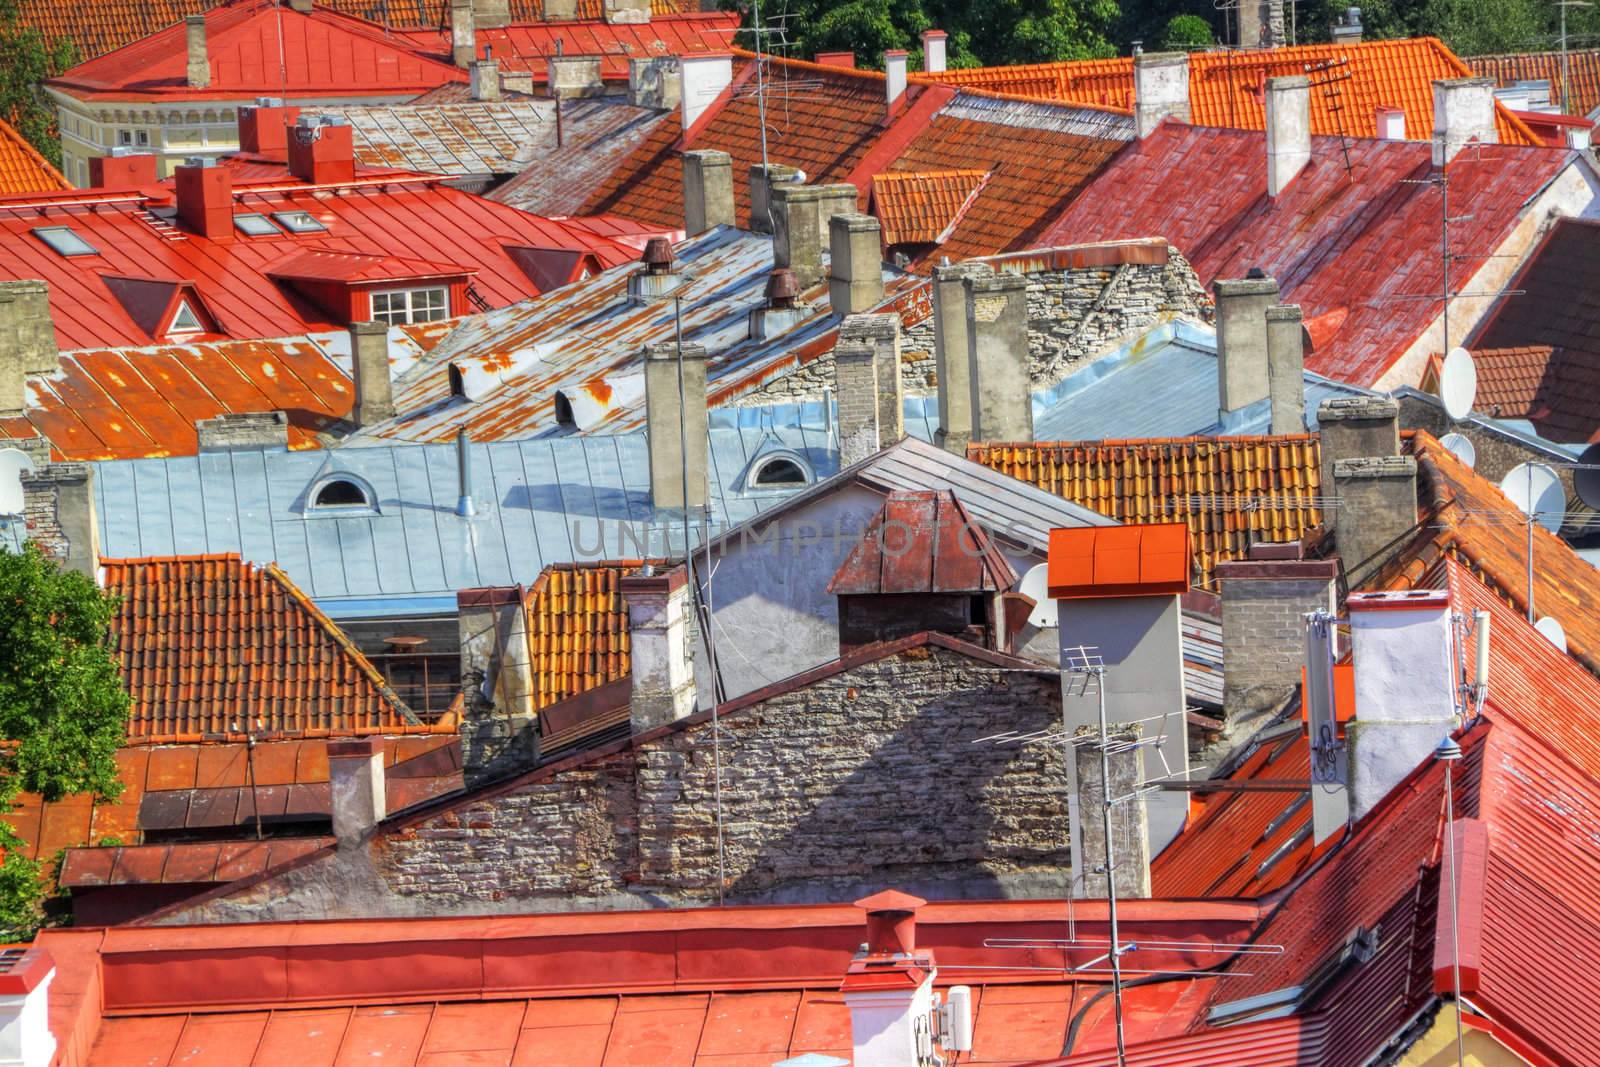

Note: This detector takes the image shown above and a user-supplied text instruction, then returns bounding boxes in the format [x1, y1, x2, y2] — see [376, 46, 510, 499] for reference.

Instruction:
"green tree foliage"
[1160, 13, 1213, 49]
[0, 0, 77, 168]
[0, 544, 128, 938]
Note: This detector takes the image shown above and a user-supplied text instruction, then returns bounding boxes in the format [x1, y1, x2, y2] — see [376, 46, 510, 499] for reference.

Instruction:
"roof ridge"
[100, 551, 245, 567]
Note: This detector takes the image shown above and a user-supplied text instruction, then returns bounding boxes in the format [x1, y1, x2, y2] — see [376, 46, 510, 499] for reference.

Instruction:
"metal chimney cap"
[642, 236, 676, 274]
[765, 268, 800, 307]
[1434, 736, 1463, 761]
[1246, 266, 1269, 279]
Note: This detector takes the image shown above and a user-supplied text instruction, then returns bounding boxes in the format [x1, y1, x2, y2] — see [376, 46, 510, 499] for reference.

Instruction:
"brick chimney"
[1074, 724, 1150, 898]
[621, 563, 697, 730]
[1265, 303, 1305, 433]
[931, 262, 983, 454]
[1345, 589, 1457, 820]
[964, 271, 1032, 442]
[471, 58, 501, 101]
[1133, 52, 1190, 138]
[829, 213, 884, 315]
[841, 891, 938, 1067]
[835, 341, 881, 467]
[21, 463, 99, 580]
[549, 55, 603, 99]
[0, 948, 58, 1067]
[88, 152, 157, 188]
[350, 320, 394, 428]
[1265, 76, 1311, 196]
[1316, 395, 1399, 493]
[196, 410, 290, 452]
[682, 149, 734, 235]
[628, 56, 681, 110]
[749, 163, 801, 234]
[1213, 271, 1279, 418]
[174, 158, 233, 241]
[681, 53, 734, 130]
[0, 281, 58, 375]
[838, 312, 903, 451]
[185, 15, 210, 89]
[603, 0, 650, 23]
[450, 0, 475, 65]
[1215, 543, 1337, 725]
[457, 586, 536, 783]
[328, 737, 386, 847]
[1431, 78, 1497, 166]
[1333, 456, 1418, 586]
[288, 116, 356, 185]
[238, 102, 301, 155]
[1376, 105, 1406, 140]
[921, 29, 947, 73]
[644, 341, 708, 511]
[884, 50, 908, 120]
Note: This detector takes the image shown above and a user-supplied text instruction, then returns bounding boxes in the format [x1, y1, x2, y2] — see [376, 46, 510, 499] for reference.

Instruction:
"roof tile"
[0, 118, 68, 197]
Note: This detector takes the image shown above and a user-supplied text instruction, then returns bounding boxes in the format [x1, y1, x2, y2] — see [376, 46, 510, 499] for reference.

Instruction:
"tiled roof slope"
[925, 38, 1540, 145]
[1472, 49, 1600, 120]
[0, 118, 67, 196]
[1038, 124, 1571, 387]
[1465, 216, 1600, 442]
[105, 554, 420, 741]
[967, 435, 1323, 591]
[580, 53, 951, 229]
[871, 168, 988, 246]
[524, 561, 646, 713]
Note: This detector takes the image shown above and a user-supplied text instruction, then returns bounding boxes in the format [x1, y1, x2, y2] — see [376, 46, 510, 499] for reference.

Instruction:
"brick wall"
[163, 641, 1071, 922]
[1220, 574, 1335, 728]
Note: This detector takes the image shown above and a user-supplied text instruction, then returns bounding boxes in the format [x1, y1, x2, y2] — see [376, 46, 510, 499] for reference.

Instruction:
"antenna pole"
[1527, 464, 1536, 623]
[1563, 0, 1572, 115]
[1441, 169, 1451, 356]
[1095, 668, 1128, 1067]
[1443, 753, 1465, 1066]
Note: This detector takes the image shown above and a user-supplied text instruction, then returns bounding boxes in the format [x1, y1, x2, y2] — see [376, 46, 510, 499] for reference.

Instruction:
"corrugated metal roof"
[487, 99, 676, 217]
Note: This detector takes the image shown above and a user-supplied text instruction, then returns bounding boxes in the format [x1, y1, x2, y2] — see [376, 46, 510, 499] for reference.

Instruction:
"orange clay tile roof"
[0, 118, 67, 196]
[524, 560, 657, 713]
[870, 169, 988, 246]
[924, 38, 1541, 146]
[1471, 49, 1600, 121]
[967, 436, 1324, 592]
[105, 553, 427, 742]
[21, 0, 687, 63]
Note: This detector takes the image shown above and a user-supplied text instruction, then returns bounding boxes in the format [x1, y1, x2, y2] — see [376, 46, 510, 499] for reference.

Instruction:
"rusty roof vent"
[749, 268, 810, 341]
[628, 237, 682, 303]
[642, 237, 675, 274]
[765, 268, 800, 309]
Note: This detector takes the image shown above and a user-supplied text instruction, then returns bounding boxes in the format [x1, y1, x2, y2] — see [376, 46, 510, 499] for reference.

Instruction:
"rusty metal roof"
[319, 99, 558, 176]
[487, 98, 676, 217]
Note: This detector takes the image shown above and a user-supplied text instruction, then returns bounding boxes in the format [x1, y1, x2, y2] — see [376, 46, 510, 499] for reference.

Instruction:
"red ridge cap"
[1432, 816, 1488, 995]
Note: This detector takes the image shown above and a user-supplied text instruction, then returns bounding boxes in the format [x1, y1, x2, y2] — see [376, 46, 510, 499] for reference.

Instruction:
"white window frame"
[370, 286, 449, 326]
[168, 299, 204, 336]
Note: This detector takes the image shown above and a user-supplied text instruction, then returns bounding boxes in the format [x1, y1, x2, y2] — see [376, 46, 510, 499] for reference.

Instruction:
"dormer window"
[742, 451, 815, 493]
[307, 474, 379, 516]
[372, 286, 448, 325]
[168, 299, 204, 336]
[314, 479, 370, 508]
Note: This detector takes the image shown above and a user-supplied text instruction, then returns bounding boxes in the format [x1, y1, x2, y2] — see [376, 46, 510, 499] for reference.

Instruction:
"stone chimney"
[682, 149, 734, 235]
[88, 152, 158, 187]
[289, 116, 356, 185]
[457, 586, 536, 782]
[185, 15, 210, 89]
[829, 213, 884, 315]
[1215, 543, 1338, 725]
[1376, 105, 1406, 140]
[1345, 589, 1457, 820]
[681, 53, 734, 130]
[450, 0, 475, 66]
[604, 0, 650, 23]
[884, 50, 908, 120]
[0, 948, 57, 1067]
[931, 262, 984, 454]
[1265, 76, 1311, 196]
[834, 341, 881, 467]
[237, 102, 300, 155]
[628, 56, 681, 110]
[841, 891, 938, 1067]
[1074, 724, 1150, 898]
[644, 341, 708, 511]
[749, 163, 801, 234]
[21, 464, 98, 580]
[1432, 78, 1497, 166]
[174, 158, 233, 240]
[548, 56, 604, 99]
[1213, 271, 1279, 418]
[1332, 456, 1418, 586]
[0, 281, 57, 375]
[921, 29, 947, 73]
[196, 411, 290, 452]
[965, 271, 1032, 442]
[1239, 0, 1286, 47]
[473, 0, 509, 29]
[350, 320, 394, 428]
[1265, 303, 1305, 433]
[471, 59, 501, 101]
[621, 564, 697, 731]
[1316, 395, 1399, 492]
[772, 184, 828, 288]
[1134, 52, 1190, 138]
[327, 737, 386, 847]
[839, 313, 903, 451]
[1332, 5, 1364, 44]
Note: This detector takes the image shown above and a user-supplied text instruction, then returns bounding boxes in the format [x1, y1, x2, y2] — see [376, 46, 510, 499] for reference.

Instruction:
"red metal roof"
[827, 490, 1018, 596]
[267, 247, 474, 283]
[1037, 124, 1572, 387]
[0, 172, 636, 350]
[1046, 523, 1191, 599]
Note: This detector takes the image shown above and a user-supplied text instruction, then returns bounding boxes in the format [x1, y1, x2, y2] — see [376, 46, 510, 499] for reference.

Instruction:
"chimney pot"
[327, 737, 386, 846]
[642, 236, 676, 274]
[1265, 76, 1311, 196]
[350, 320, 394, 428]
[1431, 78, 1497, 166]
[620, 564, 697, 730]
[766, 268, 800, 307]
[1133, 52, 1190, 138]
[682, 149, 735, 235]
[173, 159, 234, 240]
[841, 890, 938, 1067]
[629, 239, 683, 302]
[644, 342, 708, 510]
[827, 212, 884, 315]
[185, 15, 210, 89]
[854, 889, 925, 954]
[920, 29, 947, 73]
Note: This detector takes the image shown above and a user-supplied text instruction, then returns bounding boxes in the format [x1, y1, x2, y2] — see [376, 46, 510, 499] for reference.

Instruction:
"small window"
[234, 213, 280, 237]
[33, 226, 98, 257]
[371, 287, 448, 325]
[136, 130, 150, 146]
[272, 210, 327, 234]
[117, 129, 132, 146]
[169, 299, 203, 335]
[313, 479, 370, 508]
[753, 457, 807, 486]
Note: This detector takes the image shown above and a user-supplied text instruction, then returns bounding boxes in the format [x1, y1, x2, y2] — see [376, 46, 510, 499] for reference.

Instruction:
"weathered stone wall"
[161, 642, 1071, 923]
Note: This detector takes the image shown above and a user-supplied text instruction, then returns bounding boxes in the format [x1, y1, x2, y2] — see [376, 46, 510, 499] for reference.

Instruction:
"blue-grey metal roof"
[1028, 319, 1372, 441]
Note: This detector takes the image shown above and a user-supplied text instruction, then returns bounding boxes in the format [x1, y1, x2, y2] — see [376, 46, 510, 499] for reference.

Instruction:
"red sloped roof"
[395, 12, 738, 80]
[0, 118, 68, 196]
[267, 248, 474, 283]
[870, 169, 989, 245]
[827, 490, 1017, 596]
[0, 176, 635, 350]
[1038, 124, 1571, 387]
[48, 2, 465, 101]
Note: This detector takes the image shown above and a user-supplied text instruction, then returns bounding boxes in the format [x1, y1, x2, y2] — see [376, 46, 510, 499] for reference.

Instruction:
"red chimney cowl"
[854, 889, 926, 956]
[642, 237, 676, 274]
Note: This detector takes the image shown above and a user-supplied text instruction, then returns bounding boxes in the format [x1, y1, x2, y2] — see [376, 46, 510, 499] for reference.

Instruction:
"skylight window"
[33, 226, 98, 257]
[234, 213, 281, 237]
[273, 210, 327, 234]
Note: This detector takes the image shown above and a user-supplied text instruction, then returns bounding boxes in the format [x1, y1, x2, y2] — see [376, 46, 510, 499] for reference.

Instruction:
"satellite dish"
[1440, 347, 1478, 422]
[1575, 442, 1600, 510]
[1500, 462, 1566, 534]
[1439, 432, 1477, 470]
[1017, 563, 1059, 629]
[1535, 615, 1568, 652]
[0, 449, 34, 515]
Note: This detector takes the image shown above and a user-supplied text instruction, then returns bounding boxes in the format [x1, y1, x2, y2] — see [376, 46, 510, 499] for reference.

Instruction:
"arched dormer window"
[306, 474, 379, 515]
[742, 450, 814, 493]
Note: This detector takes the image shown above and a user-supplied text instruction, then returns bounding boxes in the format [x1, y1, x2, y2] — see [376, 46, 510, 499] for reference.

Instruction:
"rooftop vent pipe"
[628, 237, 683, 303]
[456, 426, 475, 517]
[749, 268, 808, 340]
